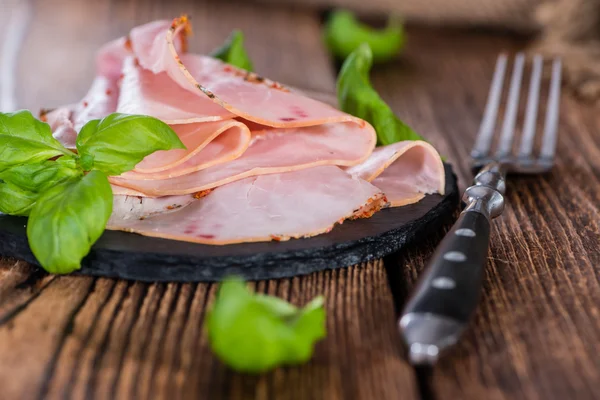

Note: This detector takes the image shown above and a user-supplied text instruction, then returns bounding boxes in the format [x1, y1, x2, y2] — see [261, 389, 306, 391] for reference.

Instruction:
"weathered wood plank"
[382, 27, 600, 399]
[0, 276, 95, 399]
[0, 263, 419, 399]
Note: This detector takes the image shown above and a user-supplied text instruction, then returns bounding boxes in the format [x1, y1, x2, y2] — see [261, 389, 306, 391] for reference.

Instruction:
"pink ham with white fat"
[108, 166, 386, 244]
[111, 122, 377, 195]
[43, 15, 446, 245]
[117, 57, 233, 124]
[347, 141, 445, 206]
[45, 19, 187, 147]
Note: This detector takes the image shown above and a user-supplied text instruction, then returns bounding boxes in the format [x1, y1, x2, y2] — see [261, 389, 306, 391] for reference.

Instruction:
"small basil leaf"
[0, 161, 82, 193]
[27, 170, 113, 274]
[76, 113, 185, 175]
[211, 30, 254, 71]
[324, 10, 404, 63]
[206, 278, 326, 373]
[0, 182, 38, 216]
[337, 43, 423, 145]
[0, 110, 72, 169]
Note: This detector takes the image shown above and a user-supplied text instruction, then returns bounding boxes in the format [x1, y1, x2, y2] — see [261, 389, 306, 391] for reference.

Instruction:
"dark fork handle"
[399, 162, 506, 365]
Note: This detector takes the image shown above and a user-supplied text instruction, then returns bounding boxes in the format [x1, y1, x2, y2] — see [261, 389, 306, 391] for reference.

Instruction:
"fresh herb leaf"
[324, 10, 404, 63]
[76, 113, 185, 175]
[0, 161, 81, 193]
[27, 170, 113, 274]
[211, 30, 254, 72]
[0, 110, 74, 170]
[0, 182, 38, 216]
[206, 278, 326, 373]
[337, 43, 423, 145]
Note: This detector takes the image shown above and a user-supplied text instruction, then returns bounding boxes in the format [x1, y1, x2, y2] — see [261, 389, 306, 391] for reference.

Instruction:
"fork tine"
[540, 58, 562, 161]
[471, 54, 507, 159]
[518, 55, 543, 158]
[496, 53, 525, 158]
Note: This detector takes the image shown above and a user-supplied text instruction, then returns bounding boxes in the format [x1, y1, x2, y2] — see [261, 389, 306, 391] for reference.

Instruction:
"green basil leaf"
[76, 113, 185, 175]
[337, 43, 423, 145]
[27, 170, 113, 274]
[324, 10, 404, 63]
[0, 161, 81, 193]
[206, 278, 326, 373]
[0, 182, 38, 216]
[211, 30, 254, 72]
[0, 110, 72, 169]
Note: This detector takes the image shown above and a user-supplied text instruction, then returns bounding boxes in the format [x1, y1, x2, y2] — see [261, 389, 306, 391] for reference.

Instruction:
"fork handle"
[399, 162, 506, 365]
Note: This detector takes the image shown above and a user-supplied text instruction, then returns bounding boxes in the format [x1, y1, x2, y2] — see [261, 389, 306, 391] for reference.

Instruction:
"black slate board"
[0, 164, 458, 282]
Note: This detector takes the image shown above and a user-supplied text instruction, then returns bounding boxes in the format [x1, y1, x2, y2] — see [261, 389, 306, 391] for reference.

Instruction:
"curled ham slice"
[107, 166, 386, 245]
[117, 57, 233, 124]
[129, 120, 252, 178]
[164, 19, 368, 129]
[347, 141, 446, 206]
[110, 122, 376, 196]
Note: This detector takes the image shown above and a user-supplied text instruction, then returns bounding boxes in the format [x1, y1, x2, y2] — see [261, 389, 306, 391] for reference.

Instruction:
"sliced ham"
[45, 19, 188, 145]
[157, 17, 373, 128]
[117, 57, 233, 124]
[44, 107, 77, 149]
[110, 122, 376, 195]
[347, 141, 445, 207]
[128, 120, 252, 178]
[106, 166, 386, 245]
[45, 76, 118, 148]
[41, 16, 447, 247]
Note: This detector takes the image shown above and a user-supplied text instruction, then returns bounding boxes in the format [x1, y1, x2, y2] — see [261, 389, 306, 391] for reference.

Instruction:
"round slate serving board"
[0, 164, 458, 282]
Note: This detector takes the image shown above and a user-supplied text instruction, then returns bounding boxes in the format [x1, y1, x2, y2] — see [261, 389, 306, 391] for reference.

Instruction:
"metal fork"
[399, 54, 562, 365]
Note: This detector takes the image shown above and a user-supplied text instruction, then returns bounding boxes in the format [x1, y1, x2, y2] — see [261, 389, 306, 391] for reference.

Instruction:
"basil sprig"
[337, 43, 423, 145]
[0, 111, 185, 274]
[210, 30, 254, 72]
[207, 278, 326, 373]
[324, 10, 404, 63]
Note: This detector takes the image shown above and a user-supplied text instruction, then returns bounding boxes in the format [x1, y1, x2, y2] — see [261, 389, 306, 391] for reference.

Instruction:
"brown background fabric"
[256, 0, 543, 31]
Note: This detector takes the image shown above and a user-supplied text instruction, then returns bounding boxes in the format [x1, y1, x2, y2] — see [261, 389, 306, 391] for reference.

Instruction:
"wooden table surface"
[1, 1, 599, 399]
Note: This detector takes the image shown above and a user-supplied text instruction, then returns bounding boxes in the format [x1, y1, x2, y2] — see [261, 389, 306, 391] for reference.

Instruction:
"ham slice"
[43, 107, 76, 149]
[45, 19, 188, 146]
[110, 122, 376, 195]
[41, 16, 447, 247]
[164, 20, 369, 129]
[117, 57, 233, 124]
[128, 120, 252, 178]
[347, 141, 446, 206]
[107, 166, 386, 245]
[45, 76, 118, 149]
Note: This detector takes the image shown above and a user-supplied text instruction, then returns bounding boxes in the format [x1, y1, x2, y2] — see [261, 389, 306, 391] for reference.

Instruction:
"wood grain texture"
[0, 1, 599, 400]
[384, 27, 600, 399]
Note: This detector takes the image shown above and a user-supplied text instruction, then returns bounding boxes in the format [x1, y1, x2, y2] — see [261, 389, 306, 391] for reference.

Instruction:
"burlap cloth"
[256, 0, 600, 101]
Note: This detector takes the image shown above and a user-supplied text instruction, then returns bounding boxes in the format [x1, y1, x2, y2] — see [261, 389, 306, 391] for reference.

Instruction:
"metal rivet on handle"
[443, 251, 467, 262]
[455, 228, 476, 237]
[431, 277, 456, 289]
